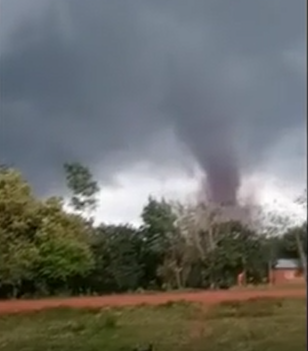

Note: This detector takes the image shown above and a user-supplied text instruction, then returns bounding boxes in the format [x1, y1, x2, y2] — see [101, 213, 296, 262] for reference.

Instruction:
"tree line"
[0, 163, 306, 298]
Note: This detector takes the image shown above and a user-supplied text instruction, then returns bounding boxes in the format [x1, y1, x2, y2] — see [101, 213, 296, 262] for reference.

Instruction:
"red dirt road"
[0, 289, 306, 315]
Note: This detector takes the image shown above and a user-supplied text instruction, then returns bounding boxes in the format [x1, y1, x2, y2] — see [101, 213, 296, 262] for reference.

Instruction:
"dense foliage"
[0, 165, 306, 298]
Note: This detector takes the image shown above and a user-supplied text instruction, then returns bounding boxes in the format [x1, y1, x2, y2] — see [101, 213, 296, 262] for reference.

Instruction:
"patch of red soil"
[0, 289, 305, 315]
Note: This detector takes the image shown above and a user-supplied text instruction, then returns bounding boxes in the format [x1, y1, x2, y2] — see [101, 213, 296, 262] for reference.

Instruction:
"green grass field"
[0, 298, 306, 351]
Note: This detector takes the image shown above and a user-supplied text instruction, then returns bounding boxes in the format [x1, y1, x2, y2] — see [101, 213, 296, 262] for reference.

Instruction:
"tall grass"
[0, 298, 306, 351]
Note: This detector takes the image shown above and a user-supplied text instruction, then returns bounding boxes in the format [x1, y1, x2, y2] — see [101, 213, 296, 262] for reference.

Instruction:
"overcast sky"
[0, 0, 306, 223]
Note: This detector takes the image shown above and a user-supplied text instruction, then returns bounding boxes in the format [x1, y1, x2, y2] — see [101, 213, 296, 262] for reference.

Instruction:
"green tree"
[35, 197, 94, 291]
[205, 221, 268, 286]
[140, 197, 176, 288]
[63, 162, 100, 216]
[276, 225, 307, 259]
[0, 167, 94, 297]
[0, 168, 40, 294]
[90, 224, 143, 292]
[141, 197, 196, 289]
[141, 197, 176, 239]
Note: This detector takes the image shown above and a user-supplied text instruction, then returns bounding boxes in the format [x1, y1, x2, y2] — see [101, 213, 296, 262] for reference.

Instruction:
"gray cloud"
[0, 0, 306, 200]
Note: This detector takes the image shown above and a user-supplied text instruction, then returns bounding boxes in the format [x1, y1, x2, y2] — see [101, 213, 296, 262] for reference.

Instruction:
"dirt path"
[0, 288, 305, 315]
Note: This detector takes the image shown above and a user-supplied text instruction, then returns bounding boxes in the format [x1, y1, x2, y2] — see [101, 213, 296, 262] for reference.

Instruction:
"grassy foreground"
[0, 298, 306, 351]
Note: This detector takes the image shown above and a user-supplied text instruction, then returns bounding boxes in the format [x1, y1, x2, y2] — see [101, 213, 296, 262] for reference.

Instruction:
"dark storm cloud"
[0, 0, 306, 199]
